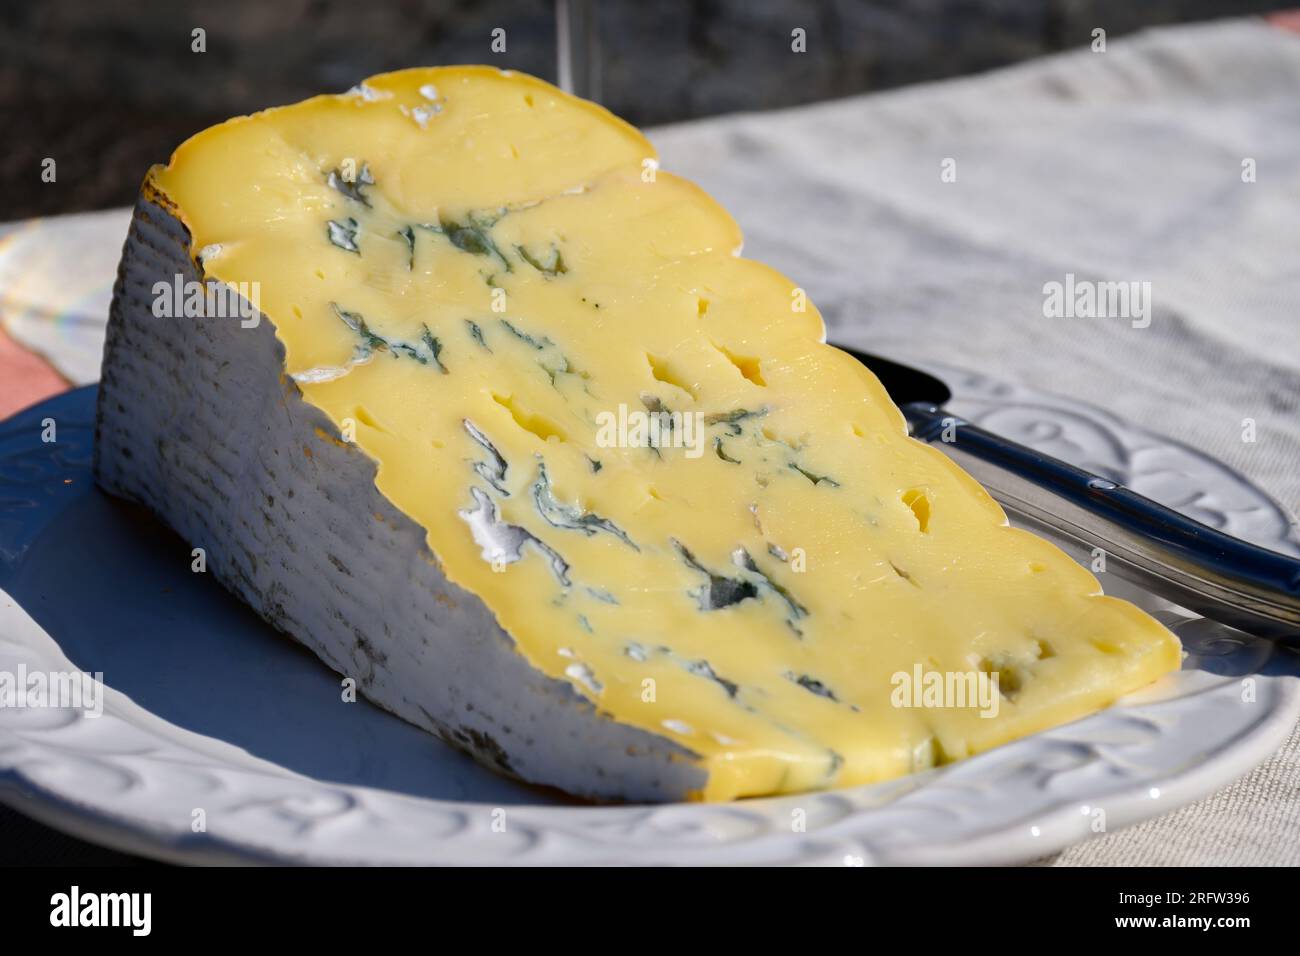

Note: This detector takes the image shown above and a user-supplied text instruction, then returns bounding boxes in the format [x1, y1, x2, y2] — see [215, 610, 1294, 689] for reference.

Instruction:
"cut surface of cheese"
[98, 67, 1180, 802]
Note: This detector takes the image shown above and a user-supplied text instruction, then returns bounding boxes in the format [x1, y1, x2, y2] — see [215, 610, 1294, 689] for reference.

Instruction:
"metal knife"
[835, 345, 1300, 643]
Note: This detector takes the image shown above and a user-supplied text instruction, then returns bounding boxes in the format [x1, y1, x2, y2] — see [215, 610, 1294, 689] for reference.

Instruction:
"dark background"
[1, 0, 1291, 220]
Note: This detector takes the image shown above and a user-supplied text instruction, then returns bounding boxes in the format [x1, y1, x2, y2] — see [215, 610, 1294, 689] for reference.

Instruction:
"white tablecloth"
[3, 18, 1298, 865]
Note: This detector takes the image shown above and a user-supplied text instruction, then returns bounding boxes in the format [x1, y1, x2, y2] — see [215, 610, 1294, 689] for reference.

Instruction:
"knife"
[834, 345, 1300, 643]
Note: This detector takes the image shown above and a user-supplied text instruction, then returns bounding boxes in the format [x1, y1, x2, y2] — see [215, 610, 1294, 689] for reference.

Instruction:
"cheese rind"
[96, 66, 1180, 802]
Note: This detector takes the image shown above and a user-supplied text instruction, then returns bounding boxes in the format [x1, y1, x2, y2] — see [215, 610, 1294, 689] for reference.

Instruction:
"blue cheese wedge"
[94, 66, 1181, 801]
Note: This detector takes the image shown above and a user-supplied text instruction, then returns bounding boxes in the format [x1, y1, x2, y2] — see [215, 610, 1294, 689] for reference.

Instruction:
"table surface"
[2, 17, 1299, 866]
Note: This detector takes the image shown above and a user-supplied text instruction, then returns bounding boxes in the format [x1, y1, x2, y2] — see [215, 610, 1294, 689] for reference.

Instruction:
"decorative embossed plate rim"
[0, 375, 1297, 866]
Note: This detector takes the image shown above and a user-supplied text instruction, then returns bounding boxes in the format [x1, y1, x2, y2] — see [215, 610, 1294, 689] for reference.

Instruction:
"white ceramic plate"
[1, 370, 1297, 866]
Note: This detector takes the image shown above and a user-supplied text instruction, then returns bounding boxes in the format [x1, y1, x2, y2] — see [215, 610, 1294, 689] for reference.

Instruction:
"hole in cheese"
[713, 343, 766, 387]
[646, 354, 696, 399]
[889, 561, 920, 586]
[491, 392, 567, 443]
[1089, 637, 1125, 655]
[353, 406, 390, 434]
[979, 654, 1025, 699]
[901, 488, 932, 533]
[761, 425, 806, 449]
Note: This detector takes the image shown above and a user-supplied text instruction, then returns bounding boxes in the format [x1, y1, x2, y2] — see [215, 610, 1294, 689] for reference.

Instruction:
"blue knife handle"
[904, 402, 1300, 643]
